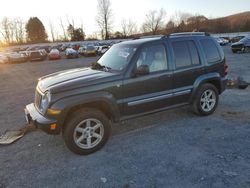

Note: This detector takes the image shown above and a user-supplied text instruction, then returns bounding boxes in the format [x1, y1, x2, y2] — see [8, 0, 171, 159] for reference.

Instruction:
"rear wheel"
[244, 47, 250, 53]
[192, 84, 219, 116]
[63, 108, 111, 155]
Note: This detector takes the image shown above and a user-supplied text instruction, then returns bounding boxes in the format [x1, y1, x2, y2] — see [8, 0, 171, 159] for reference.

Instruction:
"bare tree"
[59, 17, 68, 41]
[141, 8, 166, 35]
[49, 20, 55, 42]
[96, 0, 113, 40]
[1, 17, 11, 44]
[13, 18, 25, 43]
[121, 19, 137, 37]
[171, 11, 193, 27]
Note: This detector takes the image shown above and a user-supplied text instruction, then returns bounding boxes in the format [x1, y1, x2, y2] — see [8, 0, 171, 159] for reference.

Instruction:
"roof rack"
[133, 35, 164, 40]
[168, 32, 211, 37]
[140, 35, 164, 39]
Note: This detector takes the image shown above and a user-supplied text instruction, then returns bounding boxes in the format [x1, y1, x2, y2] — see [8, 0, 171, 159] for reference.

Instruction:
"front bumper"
[24, 103, 61, 135]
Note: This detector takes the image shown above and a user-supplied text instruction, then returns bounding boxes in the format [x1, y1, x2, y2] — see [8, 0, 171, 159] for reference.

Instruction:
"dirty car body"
[25, 32, 228, 154]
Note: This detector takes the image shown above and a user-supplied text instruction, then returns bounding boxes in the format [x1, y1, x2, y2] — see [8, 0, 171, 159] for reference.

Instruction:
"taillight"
[224, 62, 228, 76]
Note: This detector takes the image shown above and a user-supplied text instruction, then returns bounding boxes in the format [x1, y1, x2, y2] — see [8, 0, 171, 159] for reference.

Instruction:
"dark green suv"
[25, 32, 228, 155]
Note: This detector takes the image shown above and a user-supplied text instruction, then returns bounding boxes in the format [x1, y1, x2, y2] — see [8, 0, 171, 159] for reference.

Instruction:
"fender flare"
[189, 72, 222, 103]
[50, 91, 120, 126]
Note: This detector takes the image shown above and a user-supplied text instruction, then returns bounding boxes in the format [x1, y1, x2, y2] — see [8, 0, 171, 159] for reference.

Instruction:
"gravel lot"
[0, 47, 250, 188]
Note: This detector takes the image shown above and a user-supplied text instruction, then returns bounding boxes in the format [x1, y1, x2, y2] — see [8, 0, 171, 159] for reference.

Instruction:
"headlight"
[40, 91, 51, 113]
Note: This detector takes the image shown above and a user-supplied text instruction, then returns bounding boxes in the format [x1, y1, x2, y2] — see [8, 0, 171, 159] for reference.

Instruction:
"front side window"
[136, 44, 168, 73]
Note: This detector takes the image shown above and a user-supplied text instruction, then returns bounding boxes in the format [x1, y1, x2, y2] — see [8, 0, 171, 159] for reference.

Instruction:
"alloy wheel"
[73, 118, 104, 149]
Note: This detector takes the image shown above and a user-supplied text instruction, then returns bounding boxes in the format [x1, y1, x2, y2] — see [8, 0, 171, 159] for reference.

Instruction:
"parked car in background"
[19, 51, 30, 61]
[97, 45, 109, 55]
[27, 46, 40, 51]
[83, 46, 97, 56]
[39, 49, 48, 59]
[60, 44, 71, 51]
[49, 49, 61, 60]
[38, 46, 51, 53]
[214, 37, 224, 46]
[8, 52, 28, 63]
[65, 48, 79, 59]
[231, 37, 250, 53]
[29, 50, 46, 61]
[0, 53, 9, 64]
[78, 46, 86, 55]
[71, 44, 80, 51]
[214, 37, 228, 46]
[230, 36, 245, 43]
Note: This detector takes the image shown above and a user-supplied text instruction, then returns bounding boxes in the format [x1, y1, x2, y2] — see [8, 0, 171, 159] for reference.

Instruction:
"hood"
[38, 67, 118, 93]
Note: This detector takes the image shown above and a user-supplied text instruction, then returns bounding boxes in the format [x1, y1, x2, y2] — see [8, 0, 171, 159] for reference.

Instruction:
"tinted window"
[187, 41, 200, 65]
[173, 41, 192, 68]
[200, 39, 221, 63]
[136, 44, 168, 73]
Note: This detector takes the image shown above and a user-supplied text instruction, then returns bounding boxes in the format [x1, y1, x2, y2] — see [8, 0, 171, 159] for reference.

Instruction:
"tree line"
[1, 0, 250, 46]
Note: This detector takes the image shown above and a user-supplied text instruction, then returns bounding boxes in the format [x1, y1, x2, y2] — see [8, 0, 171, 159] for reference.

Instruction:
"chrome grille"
[34, 90, 42, 109]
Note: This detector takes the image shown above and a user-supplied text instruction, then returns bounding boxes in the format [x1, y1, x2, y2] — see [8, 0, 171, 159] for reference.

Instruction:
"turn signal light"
[50, 124, 57, 130]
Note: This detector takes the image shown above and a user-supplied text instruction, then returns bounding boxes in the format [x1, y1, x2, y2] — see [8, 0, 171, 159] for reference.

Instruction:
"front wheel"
[63, 108, 111, 155]
[192, 84, 219, 116]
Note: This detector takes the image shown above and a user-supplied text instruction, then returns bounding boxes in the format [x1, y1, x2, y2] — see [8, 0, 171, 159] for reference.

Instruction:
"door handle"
[159, 74, 172, 80]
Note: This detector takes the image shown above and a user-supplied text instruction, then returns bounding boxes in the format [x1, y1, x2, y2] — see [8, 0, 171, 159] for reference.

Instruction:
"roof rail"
[133, 35, 164, 40]
[169, 32, 211, 37]
[141, 35, 164, 39]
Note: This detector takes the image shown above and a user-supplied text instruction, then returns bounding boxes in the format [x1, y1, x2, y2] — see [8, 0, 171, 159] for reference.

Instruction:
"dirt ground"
[0, 47, 250, 188]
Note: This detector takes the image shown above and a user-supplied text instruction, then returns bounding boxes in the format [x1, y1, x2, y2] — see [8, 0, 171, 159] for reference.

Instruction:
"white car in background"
[214, 37, 228, 46]
[8, 52, 28, 63]
[0, 53, 9, 64]
[97, 46, 109, 55]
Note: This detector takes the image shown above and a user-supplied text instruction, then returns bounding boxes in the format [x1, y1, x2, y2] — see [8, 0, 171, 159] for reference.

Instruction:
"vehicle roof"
[118, 33, 212, 47]
[117, 37, 162, 47]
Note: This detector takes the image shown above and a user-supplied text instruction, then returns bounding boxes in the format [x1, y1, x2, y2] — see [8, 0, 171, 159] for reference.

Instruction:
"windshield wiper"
[91, 62, 112, 72]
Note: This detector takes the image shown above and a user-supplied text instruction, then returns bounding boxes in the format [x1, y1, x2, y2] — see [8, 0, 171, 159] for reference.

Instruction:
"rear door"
[170, 38, 205, 104]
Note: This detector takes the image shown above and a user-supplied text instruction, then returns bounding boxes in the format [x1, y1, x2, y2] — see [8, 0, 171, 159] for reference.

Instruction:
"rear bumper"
[24, 103, 61, 135]
[220, 77, 228, 93]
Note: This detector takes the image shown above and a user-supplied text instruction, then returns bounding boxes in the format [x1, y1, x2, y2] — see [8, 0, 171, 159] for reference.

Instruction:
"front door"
[121, 43, 173, 117]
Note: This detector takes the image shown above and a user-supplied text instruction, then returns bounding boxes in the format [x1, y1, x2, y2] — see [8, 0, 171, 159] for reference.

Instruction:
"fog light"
[50, 124, 57, 130]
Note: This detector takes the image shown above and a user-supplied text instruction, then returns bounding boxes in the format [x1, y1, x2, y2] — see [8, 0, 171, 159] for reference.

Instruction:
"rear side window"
[200, 39, 221, 63]
[173, 41, 192, 68]
[172, 40, 200, 69]
[187, 41, 200, 65]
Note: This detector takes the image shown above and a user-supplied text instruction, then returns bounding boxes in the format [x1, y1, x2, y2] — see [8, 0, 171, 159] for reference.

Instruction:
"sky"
[0, 0, 250, 39]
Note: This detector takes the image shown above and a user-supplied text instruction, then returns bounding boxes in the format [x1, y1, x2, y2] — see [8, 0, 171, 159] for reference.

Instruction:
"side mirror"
[134, 65, 149, 76]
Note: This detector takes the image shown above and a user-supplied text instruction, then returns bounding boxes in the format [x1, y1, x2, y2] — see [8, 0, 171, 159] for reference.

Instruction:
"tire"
[63, 108, 111, 155]
[244, 47, 250, 53]
[192, 83, 219, 116]
[232, 49, 237, 53]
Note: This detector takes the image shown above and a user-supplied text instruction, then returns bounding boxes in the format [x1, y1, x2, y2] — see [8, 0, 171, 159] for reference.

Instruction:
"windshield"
[96, 45, 137, 71]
